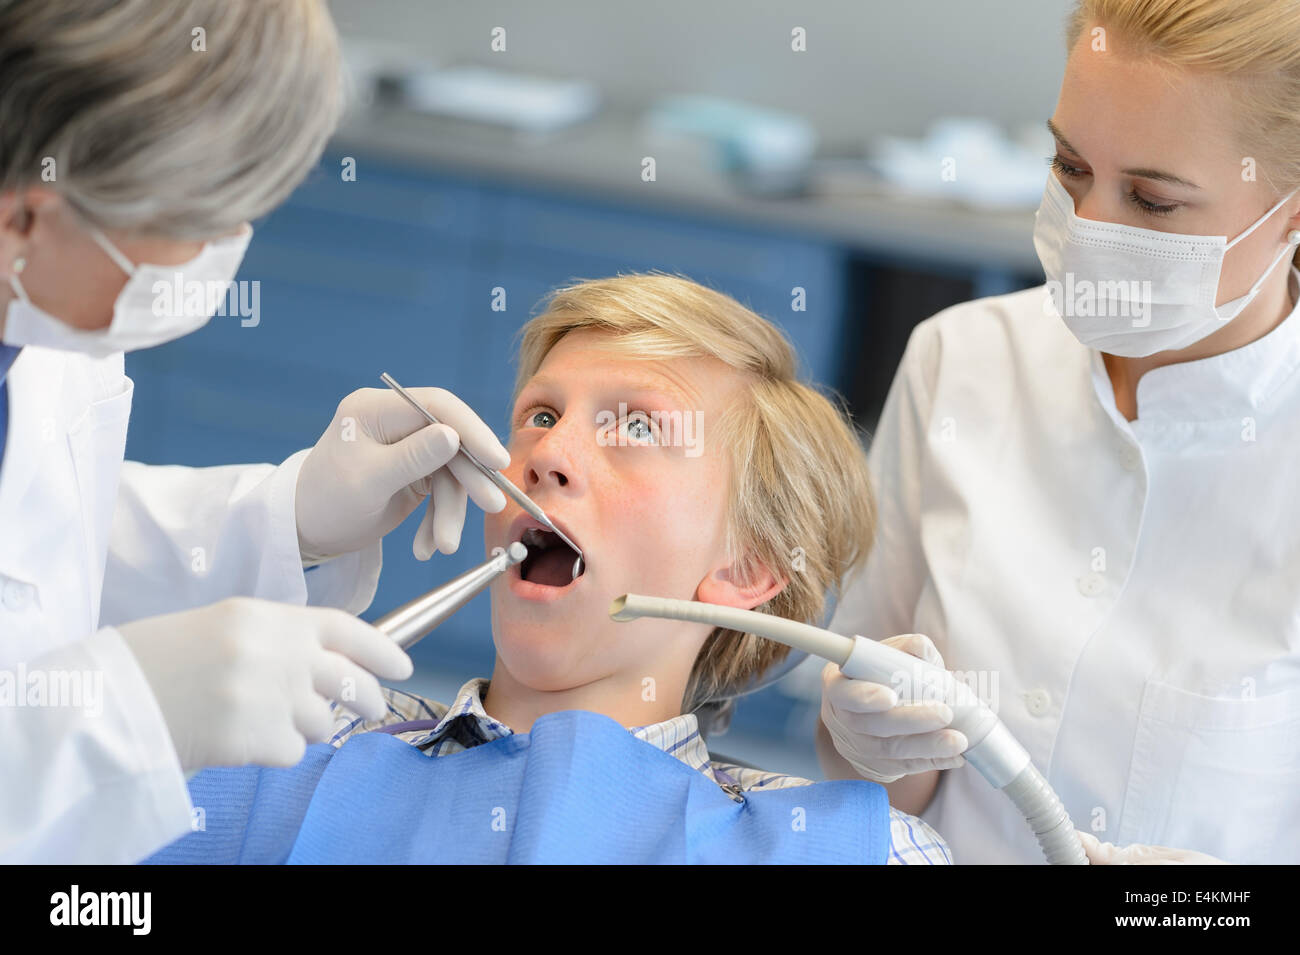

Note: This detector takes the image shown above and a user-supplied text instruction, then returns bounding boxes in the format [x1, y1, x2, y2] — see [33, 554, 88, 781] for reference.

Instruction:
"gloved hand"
[820, 633, 968, 783]
[1077, 831, 1229, 864]
[295, 386, 511, 562]
[117, 597, 414, 771]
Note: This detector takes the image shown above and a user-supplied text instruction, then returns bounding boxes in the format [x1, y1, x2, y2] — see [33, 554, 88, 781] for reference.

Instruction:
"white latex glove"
[1077, 831, 1229, 864]
[820, 633, 968, 783]
[117, 597, 414, 771]
[295, 386, 511, 562]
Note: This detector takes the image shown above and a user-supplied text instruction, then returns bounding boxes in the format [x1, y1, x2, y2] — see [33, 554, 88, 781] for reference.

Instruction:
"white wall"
[329, 0, 1075, 142]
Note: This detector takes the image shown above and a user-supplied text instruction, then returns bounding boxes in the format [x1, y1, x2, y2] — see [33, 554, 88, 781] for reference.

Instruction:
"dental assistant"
[819, 0, 1300, 864]
[0, 0, 509, 863]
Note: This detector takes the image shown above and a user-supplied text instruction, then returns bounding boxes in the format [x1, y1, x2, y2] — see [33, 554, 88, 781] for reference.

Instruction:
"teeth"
[519, 524, 582, 562]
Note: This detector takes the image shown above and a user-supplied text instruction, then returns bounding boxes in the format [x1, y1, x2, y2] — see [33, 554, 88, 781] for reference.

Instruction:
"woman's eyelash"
[1048, 154, 1086, 178]
[1048, 155, 1179, 217]
[1125, 189, 1178, 217]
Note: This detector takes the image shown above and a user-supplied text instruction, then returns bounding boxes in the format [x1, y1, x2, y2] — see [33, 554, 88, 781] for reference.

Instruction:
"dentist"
[0, 0, 508, 863]
[820, 0, 1300, 864]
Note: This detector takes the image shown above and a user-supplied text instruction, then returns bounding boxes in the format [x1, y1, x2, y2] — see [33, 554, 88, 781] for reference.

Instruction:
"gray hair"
[0, 0, 343, 239]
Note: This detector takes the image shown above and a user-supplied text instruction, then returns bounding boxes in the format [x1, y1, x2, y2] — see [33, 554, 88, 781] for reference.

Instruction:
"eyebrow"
[1046, 118, 1202, 190]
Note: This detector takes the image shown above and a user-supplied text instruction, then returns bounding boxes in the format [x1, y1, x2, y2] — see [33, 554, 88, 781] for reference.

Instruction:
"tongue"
[528, 547, 578, 587]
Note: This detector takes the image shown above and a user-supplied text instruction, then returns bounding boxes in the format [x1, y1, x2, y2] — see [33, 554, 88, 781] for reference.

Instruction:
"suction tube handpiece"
[376, 541, 527, 651]
[610, 594, 1086, 865]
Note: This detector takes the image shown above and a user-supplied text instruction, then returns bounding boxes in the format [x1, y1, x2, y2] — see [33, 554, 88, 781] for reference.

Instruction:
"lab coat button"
[1024, 689, 1051, 715]
[1077, 572, 1105, 597]
[3, 578, 32, 611]
[1118, 445, 1141, 471]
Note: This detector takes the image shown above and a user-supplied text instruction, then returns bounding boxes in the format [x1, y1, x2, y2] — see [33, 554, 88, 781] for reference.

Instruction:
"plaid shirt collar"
[406, 678, 718, 779]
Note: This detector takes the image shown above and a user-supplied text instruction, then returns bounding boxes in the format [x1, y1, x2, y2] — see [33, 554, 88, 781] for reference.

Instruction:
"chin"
[493, 601, 628, 690]
[493, 641, 599, 694]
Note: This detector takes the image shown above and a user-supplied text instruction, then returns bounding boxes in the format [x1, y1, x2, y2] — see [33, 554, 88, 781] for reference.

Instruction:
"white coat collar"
[0, 346, 67, 524]
[1089, 266, 1300, 425]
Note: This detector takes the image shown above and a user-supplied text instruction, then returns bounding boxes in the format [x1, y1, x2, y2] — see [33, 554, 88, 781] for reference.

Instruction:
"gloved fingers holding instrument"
[820, 632, 969, 784]
[117, 597, 414, 772]
[295, 386, 511, 563]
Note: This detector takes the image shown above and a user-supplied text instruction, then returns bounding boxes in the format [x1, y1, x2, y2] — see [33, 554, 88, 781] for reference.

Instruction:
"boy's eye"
[524, 409, 557, 428]
[622, 412, 658, 444]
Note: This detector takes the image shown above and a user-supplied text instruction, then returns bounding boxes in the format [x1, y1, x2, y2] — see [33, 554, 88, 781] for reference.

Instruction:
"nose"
[1062, 177, 1100, 222]
[521, 422, 586, 498]
[1065, 176, 1124, 225]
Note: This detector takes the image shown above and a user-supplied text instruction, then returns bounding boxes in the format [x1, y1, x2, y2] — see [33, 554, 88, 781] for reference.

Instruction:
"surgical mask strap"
[1225, 188, 1299, 250]
[7, 225, 134, 306]
[1220, 189, 1300, 309]
[86, 226, 137, 277]
[1239, 229, 1300, 305]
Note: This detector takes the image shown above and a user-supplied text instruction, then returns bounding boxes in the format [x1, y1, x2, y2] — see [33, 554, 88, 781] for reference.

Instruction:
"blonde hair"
[514, 274, 876, 734]
[0, 0, 343, 239]
[1067, 0, 1300, 263]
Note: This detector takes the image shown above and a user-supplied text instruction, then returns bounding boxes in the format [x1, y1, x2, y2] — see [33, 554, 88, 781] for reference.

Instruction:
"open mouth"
[517, 525, 586, 588]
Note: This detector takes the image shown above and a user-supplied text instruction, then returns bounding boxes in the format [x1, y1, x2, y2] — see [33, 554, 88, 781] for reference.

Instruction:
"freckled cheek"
[483, 508, 507, 545]
[483, 444, 527, 543]
[594, 478, 653, 545]
[675, 475, 730, 553]
[500, 441, 527, 485]
[599, 460, 725, 561]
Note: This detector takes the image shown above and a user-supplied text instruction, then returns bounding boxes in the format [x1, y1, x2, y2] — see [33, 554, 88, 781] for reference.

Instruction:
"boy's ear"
[695, 556, 787, 610]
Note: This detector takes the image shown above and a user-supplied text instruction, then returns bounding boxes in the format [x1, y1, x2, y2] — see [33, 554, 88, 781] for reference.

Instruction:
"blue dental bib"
[144, 709, 890, 864]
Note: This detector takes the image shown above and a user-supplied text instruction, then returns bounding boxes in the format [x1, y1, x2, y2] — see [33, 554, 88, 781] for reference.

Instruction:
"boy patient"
[334, 273, 951, 864]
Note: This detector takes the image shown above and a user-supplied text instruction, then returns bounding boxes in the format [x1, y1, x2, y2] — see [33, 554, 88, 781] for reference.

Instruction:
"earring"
[11, 256, 25, 274]
[1288, 230, 1300, 245]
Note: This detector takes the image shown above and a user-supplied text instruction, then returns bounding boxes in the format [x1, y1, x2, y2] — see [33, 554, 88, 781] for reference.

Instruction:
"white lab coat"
[0, 345, 381, 863]
[831, 272, 1300, 864]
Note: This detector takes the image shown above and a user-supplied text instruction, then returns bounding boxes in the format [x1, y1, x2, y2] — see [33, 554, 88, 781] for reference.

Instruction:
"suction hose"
[611, 594, 1087, 865]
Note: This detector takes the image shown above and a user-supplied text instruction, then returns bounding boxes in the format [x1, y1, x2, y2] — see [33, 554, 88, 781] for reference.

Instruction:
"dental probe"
[610, 593, 1088, 865]
[380, 372, 584, 578]
[376, 541, 527, 651]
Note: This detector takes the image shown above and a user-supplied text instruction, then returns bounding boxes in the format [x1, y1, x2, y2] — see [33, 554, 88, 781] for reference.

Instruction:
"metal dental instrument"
[377, 541, 527, 650]
[610, 593, 1088, 866]
[381, 372, 584, 579]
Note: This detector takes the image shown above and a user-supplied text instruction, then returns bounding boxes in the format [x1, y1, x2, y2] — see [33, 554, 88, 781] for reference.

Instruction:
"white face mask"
[1033, 173, 1300, 357]
[2, 222, 252, 358]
